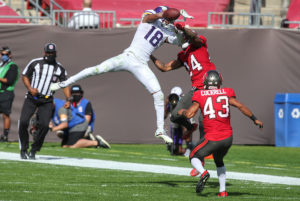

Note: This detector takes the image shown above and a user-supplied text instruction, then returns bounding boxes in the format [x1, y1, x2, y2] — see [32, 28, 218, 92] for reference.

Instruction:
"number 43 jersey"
[124, 20, 177, 63]
[192, 88, 236, 141]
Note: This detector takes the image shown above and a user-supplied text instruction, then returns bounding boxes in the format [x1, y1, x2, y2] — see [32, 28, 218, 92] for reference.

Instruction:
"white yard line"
[1, 151, 300, 186]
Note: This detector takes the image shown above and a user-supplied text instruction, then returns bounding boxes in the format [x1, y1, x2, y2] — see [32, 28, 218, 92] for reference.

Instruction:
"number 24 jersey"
[177, 36, 216, 89]
[192, 88, 236, 141]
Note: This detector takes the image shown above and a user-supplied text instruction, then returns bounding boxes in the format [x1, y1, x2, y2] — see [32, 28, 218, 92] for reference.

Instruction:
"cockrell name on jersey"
[201, 89, 226, 96]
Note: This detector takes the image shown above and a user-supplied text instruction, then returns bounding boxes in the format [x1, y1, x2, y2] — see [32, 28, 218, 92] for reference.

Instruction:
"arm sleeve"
[177, 51, 185, 63]
[22, 60, 35, 77]
[192, 90, 202, 104]
[85, 102, 93, 116]
[5, 64, 18, 85]
[58, 67, 68, 81]
[227, 88, 236, 98]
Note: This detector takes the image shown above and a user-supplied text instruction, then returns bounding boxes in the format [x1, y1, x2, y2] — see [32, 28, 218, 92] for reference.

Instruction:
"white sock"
[152, 91, 164, 131]
[191, 158, 205, 175]
[217, 166, 226, 192]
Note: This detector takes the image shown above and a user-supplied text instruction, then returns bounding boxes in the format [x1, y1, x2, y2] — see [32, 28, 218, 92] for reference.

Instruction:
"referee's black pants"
[19, 96, 53, 152]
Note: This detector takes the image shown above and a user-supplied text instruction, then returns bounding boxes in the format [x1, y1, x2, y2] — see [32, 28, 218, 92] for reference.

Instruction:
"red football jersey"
[192, 88, 236, 141]
[177, 36, 216, 89]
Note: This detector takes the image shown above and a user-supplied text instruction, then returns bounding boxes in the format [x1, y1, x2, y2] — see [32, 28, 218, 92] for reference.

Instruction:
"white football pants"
[64, 51, 165, 131]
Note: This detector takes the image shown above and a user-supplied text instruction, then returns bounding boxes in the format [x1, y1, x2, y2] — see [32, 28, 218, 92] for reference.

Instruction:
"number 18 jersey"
[124, 20, 176, 63]
[192, 88, 236, 141]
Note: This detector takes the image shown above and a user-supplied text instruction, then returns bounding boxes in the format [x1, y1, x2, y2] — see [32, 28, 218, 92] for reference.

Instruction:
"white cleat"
[180, 9, 194, 19]
[155, 129, 173, 144]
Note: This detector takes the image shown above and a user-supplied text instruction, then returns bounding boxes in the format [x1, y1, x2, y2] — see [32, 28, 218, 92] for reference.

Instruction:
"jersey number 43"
[203, 96, 229, 119]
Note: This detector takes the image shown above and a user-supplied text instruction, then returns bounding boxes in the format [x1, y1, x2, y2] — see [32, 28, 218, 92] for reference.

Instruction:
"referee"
[19, 43, 71, 159]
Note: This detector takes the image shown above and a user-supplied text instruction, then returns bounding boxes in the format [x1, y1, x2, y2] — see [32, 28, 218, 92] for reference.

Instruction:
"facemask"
[44, 55, 56, 64]
[161, 19, 175, 32]
[1, 54, 9, 63]
[72, 95, 83, 104]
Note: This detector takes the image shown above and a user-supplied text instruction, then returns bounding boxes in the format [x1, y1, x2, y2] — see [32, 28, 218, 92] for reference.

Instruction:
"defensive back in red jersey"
[192, 88, 236, 141]
[177, 36, 216, 89]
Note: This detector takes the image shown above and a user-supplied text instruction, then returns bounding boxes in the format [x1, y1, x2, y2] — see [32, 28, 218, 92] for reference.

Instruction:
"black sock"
[3, 129, 9, 136]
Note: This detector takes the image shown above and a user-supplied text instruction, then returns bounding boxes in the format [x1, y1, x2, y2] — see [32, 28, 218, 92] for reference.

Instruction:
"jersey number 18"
[144, 26, 163, 47]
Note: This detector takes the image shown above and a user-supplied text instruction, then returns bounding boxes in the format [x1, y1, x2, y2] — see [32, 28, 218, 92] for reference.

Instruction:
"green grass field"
[0, 142, 300, 201]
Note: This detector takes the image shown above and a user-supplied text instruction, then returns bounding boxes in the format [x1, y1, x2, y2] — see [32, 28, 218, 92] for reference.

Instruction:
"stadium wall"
[1, 25, 300, 145]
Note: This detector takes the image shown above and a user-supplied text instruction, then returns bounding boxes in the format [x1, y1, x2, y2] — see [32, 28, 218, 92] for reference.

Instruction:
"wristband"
[250, 115, 257, 121]
[66, 97, 73, 102]
[182, 111, 186, 117]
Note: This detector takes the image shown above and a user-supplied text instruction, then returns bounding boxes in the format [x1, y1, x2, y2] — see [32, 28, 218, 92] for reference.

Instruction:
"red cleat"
[217, 191, 228, 197]
[190, 160, 205, 177]
[190, 168, 199, 177]
[183, 123, 198, 140]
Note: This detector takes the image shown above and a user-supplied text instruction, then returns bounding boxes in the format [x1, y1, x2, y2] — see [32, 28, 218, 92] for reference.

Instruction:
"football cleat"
[20, 150, 28, 159]
[196, 170, 210, 194]
[28, 150, 36, 160]
[180, 9, 194, 19]
[0, 134, 8, 142]
[50, 81, 67, 91]
[190, 168, 199, 177]
[155, 129, 173, 144]
[190, 161, 205, 177]
[95, 135, 111, 149]
[184, 148, 191, 157]
[217, 191, 228, 197]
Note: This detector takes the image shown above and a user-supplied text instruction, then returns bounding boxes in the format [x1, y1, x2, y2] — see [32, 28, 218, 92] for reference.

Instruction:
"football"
[163, 8, 180, 21]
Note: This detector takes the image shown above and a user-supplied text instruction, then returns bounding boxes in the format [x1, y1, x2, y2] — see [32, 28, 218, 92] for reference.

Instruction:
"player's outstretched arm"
[150, 55, 182, 72]
[175, 23, 205, 48]
[142, 12, 164, 23]
[229, 97, 263, 128]
[178, 102, 200, 119]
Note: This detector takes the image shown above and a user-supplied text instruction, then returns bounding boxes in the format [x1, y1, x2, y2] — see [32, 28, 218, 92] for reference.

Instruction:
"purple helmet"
[154, 6, 168, 13]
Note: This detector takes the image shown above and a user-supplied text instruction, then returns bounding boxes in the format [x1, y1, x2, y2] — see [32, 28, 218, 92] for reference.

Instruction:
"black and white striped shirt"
[22, 57, 68, 97]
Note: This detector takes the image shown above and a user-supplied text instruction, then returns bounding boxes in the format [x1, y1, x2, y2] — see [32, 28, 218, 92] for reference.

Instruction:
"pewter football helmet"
[203, 70, 223, 89]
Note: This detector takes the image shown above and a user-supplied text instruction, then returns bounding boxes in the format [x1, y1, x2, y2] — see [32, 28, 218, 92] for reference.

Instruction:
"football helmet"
[168, 93, 180, 110]
[203, 70, 223, 89]
[154, 6, 168, 13]
[170, 86, 183, 97]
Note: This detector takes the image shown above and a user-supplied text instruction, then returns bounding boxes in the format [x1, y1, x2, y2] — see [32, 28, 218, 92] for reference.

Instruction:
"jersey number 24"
[184, 54, 203, 76]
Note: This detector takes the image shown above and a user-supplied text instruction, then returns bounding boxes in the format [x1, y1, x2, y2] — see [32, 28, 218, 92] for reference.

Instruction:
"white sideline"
[1, 151, 300, 186]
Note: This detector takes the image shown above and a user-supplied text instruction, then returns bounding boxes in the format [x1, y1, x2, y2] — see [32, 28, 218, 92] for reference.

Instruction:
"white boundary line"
[1, 151, 300, 186]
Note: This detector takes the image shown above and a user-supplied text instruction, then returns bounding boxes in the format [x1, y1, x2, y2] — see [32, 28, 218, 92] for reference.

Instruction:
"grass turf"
[0, 142, 300, 201]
